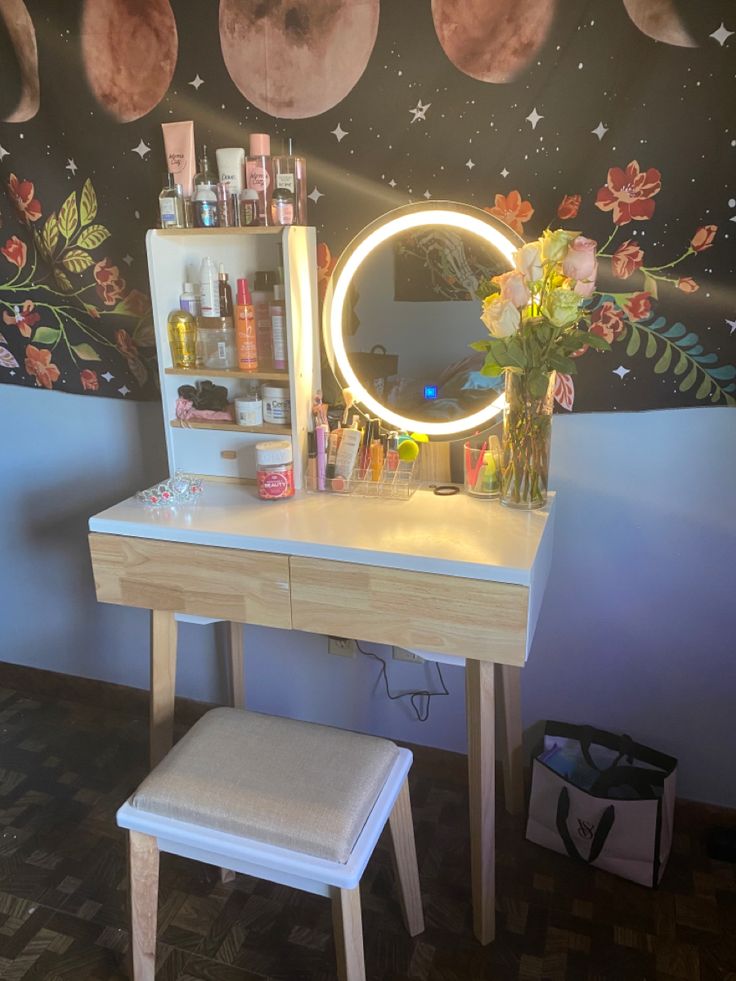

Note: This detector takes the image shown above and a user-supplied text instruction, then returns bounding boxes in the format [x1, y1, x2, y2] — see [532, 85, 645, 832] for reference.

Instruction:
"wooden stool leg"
[466, 658, 496, 945]
[388, 778, 424, 936]
[150, 610, 177, 768]
[496, 663, 525, 816]
[331, 886, 366, 981]
[128, 831, 159, 981]
[227, 621, 245, 709]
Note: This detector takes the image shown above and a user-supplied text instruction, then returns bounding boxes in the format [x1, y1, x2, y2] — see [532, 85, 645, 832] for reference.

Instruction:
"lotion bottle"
[199, 257, 220, 318]
[235, 277, 258, 371]
[270, 284, 287, 370]
[245, 133, 273, 225]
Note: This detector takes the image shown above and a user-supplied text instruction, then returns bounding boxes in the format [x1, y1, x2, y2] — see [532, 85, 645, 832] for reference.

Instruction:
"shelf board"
[151, 226, 286, 236]
[165, 367, 289, 382]
[170, 419, 291, 436]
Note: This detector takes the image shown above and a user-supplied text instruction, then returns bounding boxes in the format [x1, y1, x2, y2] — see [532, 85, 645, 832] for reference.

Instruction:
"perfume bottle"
[159, 173, 185, 228]
[273, 138, 307, 224]
[245, 133, 273, 225]
[193, 145, 219, 228]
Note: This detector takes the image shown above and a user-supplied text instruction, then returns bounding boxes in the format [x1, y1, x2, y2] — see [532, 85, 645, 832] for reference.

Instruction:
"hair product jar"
[256, 440, 294, 500]
[262, 383, 291, 425]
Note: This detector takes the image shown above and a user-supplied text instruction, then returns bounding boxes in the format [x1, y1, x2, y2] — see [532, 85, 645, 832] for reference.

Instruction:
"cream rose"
[514, 241, 543, 284]
[481, 296, 521, 337]
[493, 270, 530, 308]
[541, 228, 577, 263]
[545, 287, 582, 327]
[562, 236, 598, 282]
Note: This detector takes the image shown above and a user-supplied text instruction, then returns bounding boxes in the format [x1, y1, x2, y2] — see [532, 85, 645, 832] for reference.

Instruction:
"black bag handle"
[579, 725, 635, 773]
[556, 787, 615, 865]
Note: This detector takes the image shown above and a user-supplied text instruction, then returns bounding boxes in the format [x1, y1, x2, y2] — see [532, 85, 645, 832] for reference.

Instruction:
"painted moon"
[623, 0, 696, 48]
[0, 0, 39, 122]
[81, 0, 177, 122]
[219, 0, 379, 119]
[431, 0, 556, 84]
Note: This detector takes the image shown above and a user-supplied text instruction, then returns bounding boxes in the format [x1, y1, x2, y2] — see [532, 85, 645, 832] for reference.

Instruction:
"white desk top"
[89, 483, 554, 587]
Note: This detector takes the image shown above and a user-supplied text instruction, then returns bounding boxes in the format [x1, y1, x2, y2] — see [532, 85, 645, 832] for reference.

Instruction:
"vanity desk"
[88, 482, 554, 945]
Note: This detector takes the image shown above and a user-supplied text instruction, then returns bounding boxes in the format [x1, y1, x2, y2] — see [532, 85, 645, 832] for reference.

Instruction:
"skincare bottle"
[216, 182, 232, 227]
[234, 277, 258, 371]
[238, 188, 259, 227]
[218, 264, 233, 317]
[273, 138, 307, 225]
[199, 256, 220, 318]
[270, 284, 287, 370]
[167, 309, 197, 368]
[180, 282, 200, 317]
[245, 133, 273, 225]
[159, 173, 185, 228]
[334, 427, 362, 479]
[193, 145, 219, 227]
[252, 271, 275, 364]
[215, 147, 245, 197]
[270, 186, 294, 226]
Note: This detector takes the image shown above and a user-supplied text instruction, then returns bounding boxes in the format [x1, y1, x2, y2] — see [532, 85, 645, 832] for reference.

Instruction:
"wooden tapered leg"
[331, 886, 366, 981]
[388, 778, 424, 937]
[227, 621, 245, 709]
[496, 663, 525, 816]
[128, 831, 159, 981]
[150, 610, 177, 769]
[466, 658, 496, 945]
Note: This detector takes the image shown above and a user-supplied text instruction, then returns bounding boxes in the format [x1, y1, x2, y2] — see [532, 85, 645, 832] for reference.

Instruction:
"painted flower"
[590, 302, 626, 343]
[25, 344, 60, 389]
[690, 225, 717, 252]
[7, 174, 42, 223]
[595, 160, 661, 225]
[554, 372, 575, 411]
[545, 287, 582, 327]
[1, 235, 27, 268]
[93, 258, 126, 306]
[481, 296, 520, 337]
[514, 241, 543, 284]
[2, 300, 41, 338]
[115, 328, 138, 360]
[485, 190, 534, 235]
[562, 236, 597, 282]
[612, 240, 644, 278]
[624, 291, 652, 321]
[80, 369, 99, 391]
[557, 194, 581, 220]
[491, 270, 530, 308]
[677, 277, 699, 294]
[121, 289, 150, 317]
[316, 241, 336, 301]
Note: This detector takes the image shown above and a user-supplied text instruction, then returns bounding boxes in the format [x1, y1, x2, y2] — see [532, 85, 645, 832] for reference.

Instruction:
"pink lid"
[249, 133, 270, 156]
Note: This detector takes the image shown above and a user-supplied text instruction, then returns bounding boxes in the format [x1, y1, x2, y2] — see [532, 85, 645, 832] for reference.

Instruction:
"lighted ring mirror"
[323, 201, 523, 439]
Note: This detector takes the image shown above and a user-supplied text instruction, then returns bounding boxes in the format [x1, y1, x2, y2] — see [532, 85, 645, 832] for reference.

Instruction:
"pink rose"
[562, 236, 597, 282]
[492, 270, 530, 308]
[574, 264, 597, 298]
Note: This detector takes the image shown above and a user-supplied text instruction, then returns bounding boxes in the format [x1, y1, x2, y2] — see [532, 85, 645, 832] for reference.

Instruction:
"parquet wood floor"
[0, 683, 733, 980]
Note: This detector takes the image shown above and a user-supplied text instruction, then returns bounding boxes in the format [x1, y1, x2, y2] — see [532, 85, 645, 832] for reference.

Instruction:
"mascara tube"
[316, 423, 328, 490]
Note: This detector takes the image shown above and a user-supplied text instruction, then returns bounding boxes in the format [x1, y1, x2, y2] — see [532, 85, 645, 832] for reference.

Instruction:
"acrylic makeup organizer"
[305, 458, 418, 500]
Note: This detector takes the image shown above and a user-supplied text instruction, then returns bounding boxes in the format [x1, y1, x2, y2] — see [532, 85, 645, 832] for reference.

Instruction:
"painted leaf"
[54, 268, 73, 292]
[653, 344, 671, 374]
[127, 356, 148, 387]
[80, 178, 97, 225]
[663, 322, 686, 339]
[77, 224, 110, 249]
[708, 365, 736, 381]
[674, 350, 688, 375]
[43, 213, 59, 255]
[553, 372, 574, 411]
[642, 272, 659, 300]
[679, 364, 698, 392]
[58, 192, 79, 240]
[62, 248, 94, 273]
[32, 326, 62, 345]
[645, 332, 657, 358]
[679, 332, 699, 348]
[626, 325, 640, 356]
[71, 342, 101, 361]
[0, 347, 19, 369]
[696, 375, 712, 399]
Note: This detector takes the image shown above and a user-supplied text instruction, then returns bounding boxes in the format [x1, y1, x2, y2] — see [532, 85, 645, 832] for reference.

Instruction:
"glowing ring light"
[323, 201, 523, 438]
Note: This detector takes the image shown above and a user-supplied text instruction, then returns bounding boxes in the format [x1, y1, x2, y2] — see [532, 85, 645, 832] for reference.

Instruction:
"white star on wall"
[423, 190, 431, 199]
[132, 140, 151, 159]
[726, 318, 736, 335]
[388, 179, 397, 188]
[123, 255, 134, 266]
[525, 107, 543, 129]
[331, 123, 348, 142]
[613, 366, 630, 379]
[189, 74, 205, 90]
[710, 22, 734, 46]
[308, 187, 324, 204]
[409, 100, 431, 123]
[500, 167, 509, 178]
[592, 121, 608, 141]
[118, 385, 131, 396]
[0, 145, 9, 161]
[102, 372, 114, 382]
[65, 158, 77, 175]
[466, 158, 475, 170]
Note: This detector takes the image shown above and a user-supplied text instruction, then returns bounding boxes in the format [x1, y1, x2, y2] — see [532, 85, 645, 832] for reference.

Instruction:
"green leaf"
[32, 326, 62, 345]
[548, 352, 576, 373]
[506, 338, 527, 369]
[583, 332, 611, 352]
[80, 178, 97, 225]
[71, 342, 101, 362]
[679, 364, 698, 392]
[674, 350, 688, 376]
[480, 360, 503, 377]
[653, 344, 672, 374]
[696, 375, 712, 399]
[642, 272, 659, 300]
[58, 192, 79, 240]
[626, 325, 640, 357]
[77, 224, 110, 250]
[527, 369, 549, 399]
[54, 268, 73, 292]
[42, 213, 59, 255]
[469, 340, 491, 352]
[62, 248, 94, 273]
[645, 332, 657, 358]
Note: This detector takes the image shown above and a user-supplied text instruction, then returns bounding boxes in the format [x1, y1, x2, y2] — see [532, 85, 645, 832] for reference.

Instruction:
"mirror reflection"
[343, 226, 511, 425]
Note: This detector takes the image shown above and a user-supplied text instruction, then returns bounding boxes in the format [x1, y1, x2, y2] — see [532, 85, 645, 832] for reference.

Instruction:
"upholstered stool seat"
[118, 708, 424, 981]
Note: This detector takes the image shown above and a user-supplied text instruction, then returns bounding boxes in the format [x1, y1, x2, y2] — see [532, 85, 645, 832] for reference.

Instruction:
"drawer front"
[289, 557, 528, 665]
[89, 534, 291, 628]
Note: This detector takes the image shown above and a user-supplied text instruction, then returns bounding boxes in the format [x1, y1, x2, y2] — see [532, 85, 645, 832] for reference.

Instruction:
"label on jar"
[236, 398, 263, 427]
[263, 392, 290, 424]
[217, 341, 227, 361]
[276, 172, 295, 193]
[257, 466, 294, 500]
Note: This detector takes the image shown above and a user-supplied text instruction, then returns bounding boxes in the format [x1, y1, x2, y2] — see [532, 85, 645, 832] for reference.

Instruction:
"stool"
[117, 708, 424, 980]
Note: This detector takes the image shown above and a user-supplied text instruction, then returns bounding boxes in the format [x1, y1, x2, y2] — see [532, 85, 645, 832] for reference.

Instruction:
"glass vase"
[500, 370, 556, 510]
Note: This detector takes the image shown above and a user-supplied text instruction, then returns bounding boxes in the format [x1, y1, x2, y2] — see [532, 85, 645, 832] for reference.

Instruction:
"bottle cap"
[218, 262, 228, 279]
[249, 133, 271, 156]
[182, 281, 194, 292]
[239, 188, 258, 200]
[256, 440, 292, 467]
[236, 277, 252, 304]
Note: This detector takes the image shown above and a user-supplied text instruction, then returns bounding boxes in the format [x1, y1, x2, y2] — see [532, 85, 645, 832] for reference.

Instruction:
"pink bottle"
[245, 133, 273, 226]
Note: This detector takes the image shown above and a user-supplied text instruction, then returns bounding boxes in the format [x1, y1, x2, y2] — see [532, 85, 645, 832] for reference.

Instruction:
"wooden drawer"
[89, 534, 291, 628]
[289, 557, 528, 665]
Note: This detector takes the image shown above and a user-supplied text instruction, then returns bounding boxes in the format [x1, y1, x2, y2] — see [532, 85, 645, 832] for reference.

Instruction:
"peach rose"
[513, 241, 543, 284]
[492, 270, 530, 308]
[690, 225, 716, 252]
[481, 297, 520, 338]
[562, 236, 597, 282]
[676, 277, 699, 294]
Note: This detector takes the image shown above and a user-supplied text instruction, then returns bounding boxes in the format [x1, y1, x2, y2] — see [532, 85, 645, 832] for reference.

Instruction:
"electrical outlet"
[328, 636, 357, 657]
[392, 647, 424, 663]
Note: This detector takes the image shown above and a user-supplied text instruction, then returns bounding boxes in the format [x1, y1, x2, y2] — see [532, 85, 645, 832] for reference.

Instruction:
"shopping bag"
[525, 721, 677, 887]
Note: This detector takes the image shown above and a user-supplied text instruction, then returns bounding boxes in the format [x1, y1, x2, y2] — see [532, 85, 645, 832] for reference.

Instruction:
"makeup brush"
[341, 387, 355, 426]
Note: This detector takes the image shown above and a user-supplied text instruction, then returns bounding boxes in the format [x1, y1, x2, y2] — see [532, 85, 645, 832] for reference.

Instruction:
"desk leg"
[227, 621, 245, 709]
[149, 610, 177, 769]
[465, 658, 495, 945]
[497, 664, 525, 816]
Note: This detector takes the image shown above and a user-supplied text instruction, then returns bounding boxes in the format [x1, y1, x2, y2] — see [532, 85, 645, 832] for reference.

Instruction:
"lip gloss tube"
[316, 424, 328, 490]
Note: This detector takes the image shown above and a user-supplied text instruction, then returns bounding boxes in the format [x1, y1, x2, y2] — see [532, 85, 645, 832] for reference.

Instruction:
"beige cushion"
[130, 708, 399, 864]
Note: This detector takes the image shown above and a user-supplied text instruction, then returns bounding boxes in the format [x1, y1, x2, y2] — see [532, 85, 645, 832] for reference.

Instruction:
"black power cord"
[356, 641, 449, 722]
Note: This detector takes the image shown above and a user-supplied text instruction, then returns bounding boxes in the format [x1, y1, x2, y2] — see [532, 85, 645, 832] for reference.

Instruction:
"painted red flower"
[115, 328, 138, 360]
[7, 174, 42, 223]
[690, 225, 717, 252]
[554, 372, 575, 411]
[557, 194, 581, 220]
[316, 241, 336, 302]
[80, 369, 99, 391]
[595, 161, 661, 226]
[590, 301, 626, 343]
[611, 240, 644, 279]
[121, 289, 150, 317]
[2, 300, 40, 338]
[623, 292, 652, 321]
[1, 235, 27, 268]
[93, 258, 126, 306]
[25, 344, 60, 389]
[485, 190, 534, 235]
[677, 277, 699, 294]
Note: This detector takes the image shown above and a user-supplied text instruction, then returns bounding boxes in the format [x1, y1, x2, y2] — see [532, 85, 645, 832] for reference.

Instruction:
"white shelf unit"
[146, 226, 320, 488]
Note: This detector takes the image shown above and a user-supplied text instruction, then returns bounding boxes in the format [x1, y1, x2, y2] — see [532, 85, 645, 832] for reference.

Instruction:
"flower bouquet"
[472, 229, 610, 509]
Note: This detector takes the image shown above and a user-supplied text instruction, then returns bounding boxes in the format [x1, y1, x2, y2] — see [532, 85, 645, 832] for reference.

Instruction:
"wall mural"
[0, 0, 733, 411]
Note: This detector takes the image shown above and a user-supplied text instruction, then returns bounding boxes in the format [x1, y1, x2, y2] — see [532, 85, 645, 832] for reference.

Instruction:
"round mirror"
[323, 201, 523, 438]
